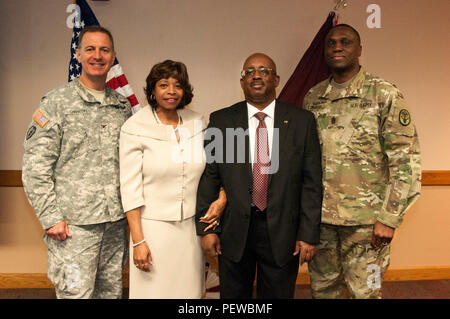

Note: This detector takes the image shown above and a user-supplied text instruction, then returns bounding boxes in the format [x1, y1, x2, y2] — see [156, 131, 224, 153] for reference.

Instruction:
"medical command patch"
[399, 109, 411, 126]
[33, 109, 49, 127]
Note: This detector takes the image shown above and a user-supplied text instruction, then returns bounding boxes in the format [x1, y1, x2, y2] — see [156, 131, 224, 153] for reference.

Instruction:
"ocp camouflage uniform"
[22, 78, 132, 298]
[303, 68, 421, 298]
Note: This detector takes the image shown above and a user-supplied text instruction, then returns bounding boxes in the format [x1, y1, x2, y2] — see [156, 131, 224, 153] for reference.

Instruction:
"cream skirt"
[129, 216, 205, 299]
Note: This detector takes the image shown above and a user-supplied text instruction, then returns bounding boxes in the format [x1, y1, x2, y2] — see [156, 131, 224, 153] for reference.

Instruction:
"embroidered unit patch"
[399, 109, 411, 126]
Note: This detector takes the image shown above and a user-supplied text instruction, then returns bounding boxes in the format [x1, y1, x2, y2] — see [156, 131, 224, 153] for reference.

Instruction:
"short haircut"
[144, 60, 194, 110]
[329, 23, 361, 44]
[77, 25, 115, 50]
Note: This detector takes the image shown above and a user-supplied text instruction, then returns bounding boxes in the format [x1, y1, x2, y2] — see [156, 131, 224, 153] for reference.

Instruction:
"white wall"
[1, 0, 449, 170]
[0, 0, 449, 273]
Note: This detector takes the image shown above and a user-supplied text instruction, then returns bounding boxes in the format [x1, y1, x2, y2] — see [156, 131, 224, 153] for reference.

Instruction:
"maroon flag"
[278, 11, 337, 108]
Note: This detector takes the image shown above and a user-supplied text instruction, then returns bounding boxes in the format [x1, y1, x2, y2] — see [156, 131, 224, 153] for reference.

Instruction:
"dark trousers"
[218, 207, 299, 299]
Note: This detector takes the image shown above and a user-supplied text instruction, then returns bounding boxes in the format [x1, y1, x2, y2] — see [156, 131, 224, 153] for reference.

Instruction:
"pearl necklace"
[153, 109, 181, 131]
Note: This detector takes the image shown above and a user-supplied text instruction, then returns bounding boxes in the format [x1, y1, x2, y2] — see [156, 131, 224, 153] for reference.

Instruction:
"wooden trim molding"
[0, 273, 54, 289]
[0, 273, 129, 289]
[1, 266, 449, 289]
[421, 170, 450, 186]
[296, 265, 450, 285]
[0, 170, 22, 187]
[1, 170, 450, 187]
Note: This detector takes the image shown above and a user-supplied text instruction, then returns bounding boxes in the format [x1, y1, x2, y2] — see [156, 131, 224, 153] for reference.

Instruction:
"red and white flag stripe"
[107, 64, 141, 114]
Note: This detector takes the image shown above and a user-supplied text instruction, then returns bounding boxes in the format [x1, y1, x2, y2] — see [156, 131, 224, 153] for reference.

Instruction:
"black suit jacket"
[196, 100, 322, 267]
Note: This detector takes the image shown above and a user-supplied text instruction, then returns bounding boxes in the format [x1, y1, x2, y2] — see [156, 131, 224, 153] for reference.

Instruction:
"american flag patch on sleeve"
[33, 109, 49, 127]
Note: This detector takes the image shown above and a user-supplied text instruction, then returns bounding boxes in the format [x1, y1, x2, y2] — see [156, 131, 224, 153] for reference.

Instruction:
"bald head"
[243, 53, 277, 74]
[324, 24, 362, 83]
[240, 53, 280, 109]
[327, 24, 361, 45]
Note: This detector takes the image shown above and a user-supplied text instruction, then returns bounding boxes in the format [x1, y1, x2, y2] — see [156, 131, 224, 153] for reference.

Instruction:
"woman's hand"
[126, 208, 152, 272]
[133, 241, 153, 272]
[199, 187, 227, 231]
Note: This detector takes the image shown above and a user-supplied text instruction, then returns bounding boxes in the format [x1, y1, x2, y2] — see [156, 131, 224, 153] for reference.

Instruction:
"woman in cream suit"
[119, 60, 225, 298]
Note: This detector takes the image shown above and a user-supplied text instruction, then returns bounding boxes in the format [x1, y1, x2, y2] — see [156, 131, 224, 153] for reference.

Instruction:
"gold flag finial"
[334, 0, 348, 11]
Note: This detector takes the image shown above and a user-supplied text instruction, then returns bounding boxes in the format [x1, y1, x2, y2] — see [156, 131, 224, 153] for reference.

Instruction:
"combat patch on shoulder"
[33, 109, 49, 127]
[26, 126, 37, 140]
[399, 109, 411, 126]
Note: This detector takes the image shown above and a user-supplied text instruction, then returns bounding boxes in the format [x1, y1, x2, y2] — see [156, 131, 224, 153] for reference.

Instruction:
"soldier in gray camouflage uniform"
[22, 26, 131, 299]
[303, 24, 421, 298]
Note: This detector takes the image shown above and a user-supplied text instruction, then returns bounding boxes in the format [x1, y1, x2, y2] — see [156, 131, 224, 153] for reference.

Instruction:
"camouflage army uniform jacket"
[22, 78, 132, 230]
[303, 68, 421, 228]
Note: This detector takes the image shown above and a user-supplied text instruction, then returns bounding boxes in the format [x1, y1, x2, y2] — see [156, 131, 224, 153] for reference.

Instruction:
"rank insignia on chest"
[311, 100, 326, 108]
[399, 109, 411, 126]
[33, 109, 49, 127]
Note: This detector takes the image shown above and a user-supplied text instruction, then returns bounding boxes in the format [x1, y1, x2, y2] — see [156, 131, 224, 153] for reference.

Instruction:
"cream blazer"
[119, 106, 206, 221]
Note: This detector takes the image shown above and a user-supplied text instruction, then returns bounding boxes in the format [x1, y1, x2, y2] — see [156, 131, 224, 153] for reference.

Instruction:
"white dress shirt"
[247, 100, 275, 168]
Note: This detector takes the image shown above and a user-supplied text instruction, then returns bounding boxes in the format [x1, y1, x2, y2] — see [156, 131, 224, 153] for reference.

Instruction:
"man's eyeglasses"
[241, 67, 275, 78]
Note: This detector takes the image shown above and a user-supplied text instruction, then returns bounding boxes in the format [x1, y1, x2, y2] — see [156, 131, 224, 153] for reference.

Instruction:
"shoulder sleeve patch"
[26, 126, 37, 140]
[399, 109, 411, 126]
[33, 109, 50, 127]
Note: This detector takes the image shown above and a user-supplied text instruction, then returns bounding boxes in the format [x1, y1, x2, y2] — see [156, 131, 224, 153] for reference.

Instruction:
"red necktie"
[252, 112, 269, 211]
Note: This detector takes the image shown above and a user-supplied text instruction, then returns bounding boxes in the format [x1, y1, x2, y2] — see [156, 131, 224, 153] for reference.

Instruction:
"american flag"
[68, 0, 141, 113]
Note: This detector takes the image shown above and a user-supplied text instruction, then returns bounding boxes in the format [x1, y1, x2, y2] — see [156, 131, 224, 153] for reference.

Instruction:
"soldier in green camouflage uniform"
[22, 26, 131, 298]
[303, 24, 421, 298]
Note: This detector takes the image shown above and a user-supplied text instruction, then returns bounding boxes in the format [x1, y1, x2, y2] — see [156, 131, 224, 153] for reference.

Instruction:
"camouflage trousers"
[44, 218, 128, 299]
[308, 224, 390, 299]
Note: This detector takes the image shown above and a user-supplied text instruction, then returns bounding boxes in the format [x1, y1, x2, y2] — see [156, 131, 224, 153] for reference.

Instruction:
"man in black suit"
[196, 53, 323, 299]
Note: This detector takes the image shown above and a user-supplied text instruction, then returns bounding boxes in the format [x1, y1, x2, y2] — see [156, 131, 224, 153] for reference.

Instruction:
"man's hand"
[46, 221, 71, 241]
[199, 187, 227, 231]
[293, 240, 315, 265]
[371, 221, 395, 248]
[201, 234, 222, 257]
[199, 201, 223, 232]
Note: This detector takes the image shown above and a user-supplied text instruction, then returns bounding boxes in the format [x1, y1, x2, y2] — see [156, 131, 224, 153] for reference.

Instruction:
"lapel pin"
[283, 120, 288, 124]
